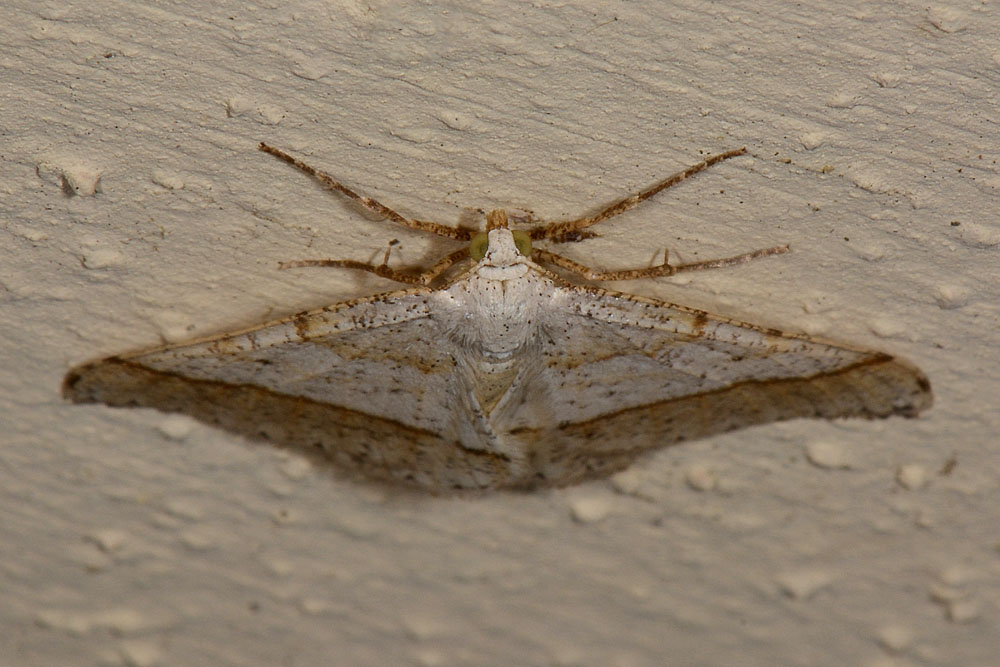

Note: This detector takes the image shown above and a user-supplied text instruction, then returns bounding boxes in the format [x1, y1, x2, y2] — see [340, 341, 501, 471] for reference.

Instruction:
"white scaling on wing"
[64, 144, 932, 491]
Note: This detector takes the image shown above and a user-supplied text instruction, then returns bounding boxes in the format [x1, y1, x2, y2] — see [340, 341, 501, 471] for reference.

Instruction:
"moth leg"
[671, 244, 790, 274]
[259, 143, 474, 241]
[533, 243, 789, 281]
[529, 147, 747, 242]
[279, 245, 469, 286]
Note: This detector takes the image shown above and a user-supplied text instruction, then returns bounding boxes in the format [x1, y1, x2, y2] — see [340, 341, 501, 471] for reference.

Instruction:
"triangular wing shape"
[495, 285, 932, 486]
[64, 288, 518, 490]
[64, 280, 931, 492]
[64, 145, 933, 493]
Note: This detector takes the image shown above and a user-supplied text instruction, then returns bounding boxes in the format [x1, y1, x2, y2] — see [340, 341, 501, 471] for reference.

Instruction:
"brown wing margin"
[63, 351, 931, 491]
[509, 354, 932, 488]
[62, 359, 517, 492]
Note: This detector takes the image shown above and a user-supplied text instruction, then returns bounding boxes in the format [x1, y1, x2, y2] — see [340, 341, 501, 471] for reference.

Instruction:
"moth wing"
[64, 288, 507, 489]
[501, 285, 932, 485]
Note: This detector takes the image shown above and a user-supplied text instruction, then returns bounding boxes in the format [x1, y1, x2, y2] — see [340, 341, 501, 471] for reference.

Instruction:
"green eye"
[512, 230, 532, 257]
[470, 232, 489, 261]
[469, 230, 533, 261]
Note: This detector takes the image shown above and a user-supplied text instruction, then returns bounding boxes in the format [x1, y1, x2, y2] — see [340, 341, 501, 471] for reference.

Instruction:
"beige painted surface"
[2, 1, 998, 665]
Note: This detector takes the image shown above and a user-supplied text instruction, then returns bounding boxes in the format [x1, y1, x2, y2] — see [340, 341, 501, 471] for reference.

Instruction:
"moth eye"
[469, 232, 489, 261]
[512, 230, 532, 257]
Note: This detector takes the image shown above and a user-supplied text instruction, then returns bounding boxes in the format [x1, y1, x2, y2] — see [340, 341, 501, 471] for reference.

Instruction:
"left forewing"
[62, 288, 511, 489]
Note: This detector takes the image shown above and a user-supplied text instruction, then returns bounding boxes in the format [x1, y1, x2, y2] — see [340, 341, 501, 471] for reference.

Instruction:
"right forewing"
[497, 285, 932, 486]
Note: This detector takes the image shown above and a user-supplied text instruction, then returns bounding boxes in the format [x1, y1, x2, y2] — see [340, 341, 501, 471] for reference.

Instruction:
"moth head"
[470, 209, 532, 262]
[470, 228, 532, 262]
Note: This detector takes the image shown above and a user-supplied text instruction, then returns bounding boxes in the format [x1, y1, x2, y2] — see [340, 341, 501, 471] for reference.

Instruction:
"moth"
[63, 144, 932, 491]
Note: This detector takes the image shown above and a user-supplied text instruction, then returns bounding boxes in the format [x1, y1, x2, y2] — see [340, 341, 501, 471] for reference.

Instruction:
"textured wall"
[2, 1, 997, 665]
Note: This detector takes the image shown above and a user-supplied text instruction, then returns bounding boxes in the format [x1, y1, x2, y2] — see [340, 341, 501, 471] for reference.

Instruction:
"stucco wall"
[2, 1, 997, 665]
